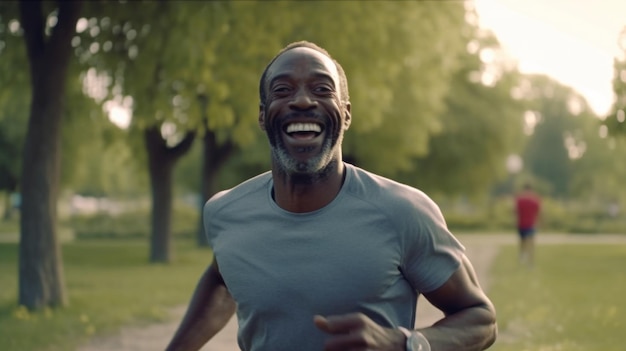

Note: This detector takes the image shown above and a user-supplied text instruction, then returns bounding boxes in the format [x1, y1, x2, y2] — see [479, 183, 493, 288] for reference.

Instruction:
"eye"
[313, 85, 334, 95]
[271, 85, 292, 97]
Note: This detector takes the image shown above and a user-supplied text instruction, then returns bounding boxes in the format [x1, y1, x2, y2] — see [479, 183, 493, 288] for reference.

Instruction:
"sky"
[473, 0, 626, 116]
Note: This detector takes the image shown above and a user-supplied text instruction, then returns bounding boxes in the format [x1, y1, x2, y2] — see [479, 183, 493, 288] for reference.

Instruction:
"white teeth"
[286, 123, 321, 133]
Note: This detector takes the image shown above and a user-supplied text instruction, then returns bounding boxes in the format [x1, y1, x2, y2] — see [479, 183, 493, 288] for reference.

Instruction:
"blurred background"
[1, 1, 626, 349]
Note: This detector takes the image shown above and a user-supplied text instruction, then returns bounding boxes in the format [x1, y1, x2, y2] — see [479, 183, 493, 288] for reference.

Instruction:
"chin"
[272, 148, 336, 178]
[270, 132, 343, 175]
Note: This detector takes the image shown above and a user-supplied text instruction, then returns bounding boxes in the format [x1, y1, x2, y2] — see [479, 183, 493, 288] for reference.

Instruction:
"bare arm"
[165, 261, 236, 351]
[314, 254, 496, 351]
[419, 254, 497, 350]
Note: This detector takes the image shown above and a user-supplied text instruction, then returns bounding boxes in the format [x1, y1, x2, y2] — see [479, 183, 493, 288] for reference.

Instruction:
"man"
[515, 183, 541, 267]
[166, 41, 496, 351]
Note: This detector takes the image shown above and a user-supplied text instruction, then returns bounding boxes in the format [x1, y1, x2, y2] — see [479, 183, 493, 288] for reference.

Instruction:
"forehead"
[266, 47, 340, 84]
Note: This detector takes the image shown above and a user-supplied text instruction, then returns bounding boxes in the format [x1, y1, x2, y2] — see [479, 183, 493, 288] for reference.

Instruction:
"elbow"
[484, 319, 497, 350]
[465, 301, 497, 350]
[482, 304, 498, 350]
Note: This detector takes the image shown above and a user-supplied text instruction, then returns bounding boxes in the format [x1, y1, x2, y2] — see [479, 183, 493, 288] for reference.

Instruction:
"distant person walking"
[515, 183, 541, 266]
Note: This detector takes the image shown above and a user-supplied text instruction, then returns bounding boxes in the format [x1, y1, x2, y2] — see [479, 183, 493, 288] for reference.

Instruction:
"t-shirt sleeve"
[399, 192, 465, 293]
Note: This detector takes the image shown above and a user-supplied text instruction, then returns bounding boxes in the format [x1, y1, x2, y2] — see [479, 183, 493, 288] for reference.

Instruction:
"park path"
[77, 233, 626, 351]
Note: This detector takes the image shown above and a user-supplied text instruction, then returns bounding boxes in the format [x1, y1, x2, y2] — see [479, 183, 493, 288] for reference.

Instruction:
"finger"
[313, 315, 330, 333]
[315, 313, 365, 334]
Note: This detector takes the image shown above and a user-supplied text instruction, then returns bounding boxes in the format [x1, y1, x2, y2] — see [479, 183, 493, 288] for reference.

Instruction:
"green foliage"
[0, 1, 131, 195]
[518, 75, 600, 198]
[489, 244, 626, 351]
[0, 4, 28, 192]
[2, 1, 503, 201]
[568, 117, 626, 204]
[0, 240, 211, 351]
[324, 1, 468, 175]
[77, 1, 271, 145]
[605, 26, 626, 135]
[409, 19, 526, 196]
[98, 0, 473, 199]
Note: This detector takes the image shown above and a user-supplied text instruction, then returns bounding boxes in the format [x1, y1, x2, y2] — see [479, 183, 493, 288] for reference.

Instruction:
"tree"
[569, 112, 626, 204]
[187, 0, 472, 242]
[518, 75, 595, 198]
[294, 1, 469, 176]
[72, 1, 476, 257]
[605, 26, 626, 135]
[16, 1, 82, 310]
[1, 2, 131, 204]
[409, 16, 525, 197]
[0, 97, 26, 218]
[76, 1, 263, 260]
[0, 3, 28, 219]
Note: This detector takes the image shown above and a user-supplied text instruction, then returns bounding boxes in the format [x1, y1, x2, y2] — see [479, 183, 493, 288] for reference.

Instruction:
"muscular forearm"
[419, 303, 497, 351]
[418, 254, 497, 351]
[165, 266, 236, 351]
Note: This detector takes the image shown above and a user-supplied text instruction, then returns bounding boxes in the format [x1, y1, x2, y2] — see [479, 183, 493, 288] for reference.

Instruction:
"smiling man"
[166, 41, 497, 351]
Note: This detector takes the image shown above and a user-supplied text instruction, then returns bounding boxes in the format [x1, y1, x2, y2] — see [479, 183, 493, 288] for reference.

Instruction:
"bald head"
[259, 41, 350, 107]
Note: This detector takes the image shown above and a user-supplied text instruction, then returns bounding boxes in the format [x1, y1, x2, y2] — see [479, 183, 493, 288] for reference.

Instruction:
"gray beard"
[270, 131, 344, 179]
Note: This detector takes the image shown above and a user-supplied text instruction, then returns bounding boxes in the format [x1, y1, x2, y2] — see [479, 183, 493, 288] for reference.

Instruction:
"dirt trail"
[78, 233, 626, 351]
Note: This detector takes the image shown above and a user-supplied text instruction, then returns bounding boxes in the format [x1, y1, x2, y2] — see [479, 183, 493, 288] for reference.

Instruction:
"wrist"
[398, 327, 431, 351]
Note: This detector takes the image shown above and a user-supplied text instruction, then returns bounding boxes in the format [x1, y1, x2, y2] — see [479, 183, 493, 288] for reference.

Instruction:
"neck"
[272, 160, 346, 213]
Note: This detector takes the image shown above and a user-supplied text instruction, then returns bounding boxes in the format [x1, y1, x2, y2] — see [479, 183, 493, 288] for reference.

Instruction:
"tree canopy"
[3, 0, 626, 309]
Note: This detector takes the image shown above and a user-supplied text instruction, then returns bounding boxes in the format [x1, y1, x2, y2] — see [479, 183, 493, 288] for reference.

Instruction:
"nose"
[288, 88, 317, 110]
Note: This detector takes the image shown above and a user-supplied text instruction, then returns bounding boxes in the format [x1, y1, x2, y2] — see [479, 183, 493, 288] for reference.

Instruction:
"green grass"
[0, 239, 212, 351]
[3, 238, 625, 351]
[488, 244, 626, 351]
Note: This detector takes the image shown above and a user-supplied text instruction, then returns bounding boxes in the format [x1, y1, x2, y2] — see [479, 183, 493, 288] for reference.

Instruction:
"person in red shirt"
[515, 183, 541, 266]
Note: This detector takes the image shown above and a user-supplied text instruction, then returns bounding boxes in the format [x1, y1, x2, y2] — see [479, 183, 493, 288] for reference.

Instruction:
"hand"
[313, 313, 405, 351]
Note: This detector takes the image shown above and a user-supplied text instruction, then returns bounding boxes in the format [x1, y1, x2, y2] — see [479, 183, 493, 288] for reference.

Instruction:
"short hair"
[259, 41, 350, 106]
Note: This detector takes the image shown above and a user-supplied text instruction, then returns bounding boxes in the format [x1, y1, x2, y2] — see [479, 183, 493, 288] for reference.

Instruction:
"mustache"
[282, 110, 324, 120]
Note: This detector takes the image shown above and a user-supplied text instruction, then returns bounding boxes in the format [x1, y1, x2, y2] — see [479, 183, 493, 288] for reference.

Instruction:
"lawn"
[488, 243, 626, 351]
[1, 238, 625, 351]
[0, 239, 212, 351]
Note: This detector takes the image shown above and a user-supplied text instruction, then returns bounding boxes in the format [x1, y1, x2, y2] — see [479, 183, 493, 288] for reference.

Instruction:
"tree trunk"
[147, 149, 174, 263]
[18, 1, 81, 310]
[145, 126, 195, 263]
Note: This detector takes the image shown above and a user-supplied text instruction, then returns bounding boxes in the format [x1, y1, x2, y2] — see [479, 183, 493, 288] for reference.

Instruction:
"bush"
[442, 196, 626, 234]
[63, 201, 200, 240]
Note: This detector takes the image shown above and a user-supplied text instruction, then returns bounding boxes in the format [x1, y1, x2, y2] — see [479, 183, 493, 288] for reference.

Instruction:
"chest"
[211, 211, 404, 314]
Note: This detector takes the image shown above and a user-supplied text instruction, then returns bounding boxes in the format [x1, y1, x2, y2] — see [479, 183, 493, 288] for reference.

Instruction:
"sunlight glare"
[106, 104, 131, 129]
[474, 0, 626, 116]
[76, 18, 88, 33]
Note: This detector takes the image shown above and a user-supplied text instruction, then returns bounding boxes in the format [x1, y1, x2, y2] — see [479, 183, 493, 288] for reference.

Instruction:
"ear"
[343, 102, 352, 130]
[258, 104, 266, 131]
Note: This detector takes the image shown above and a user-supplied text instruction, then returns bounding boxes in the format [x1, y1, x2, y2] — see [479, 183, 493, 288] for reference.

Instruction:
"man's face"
[259, 47, 351, 176]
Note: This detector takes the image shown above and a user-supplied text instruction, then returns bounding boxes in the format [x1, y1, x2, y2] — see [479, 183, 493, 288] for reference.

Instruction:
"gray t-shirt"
[204, 163, 464, 351]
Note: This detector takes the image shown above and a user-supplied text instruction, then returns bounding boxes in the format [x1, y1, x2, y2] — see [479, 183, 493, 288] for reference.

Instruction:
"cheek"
[265, 114, 285, 138]
[262, 104, 279, 129]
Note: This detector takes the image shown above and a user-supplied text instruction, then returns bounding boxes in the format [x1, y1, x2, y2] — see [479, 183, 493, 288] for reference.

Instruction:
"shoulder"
[344, 163, 443, 221]
[204, 171, 272, 216]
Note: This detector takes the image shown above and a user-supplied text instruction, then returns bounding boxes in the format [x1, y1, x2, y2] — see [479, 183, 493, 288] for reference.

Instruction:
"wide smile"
[283, 122, 324, 142]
